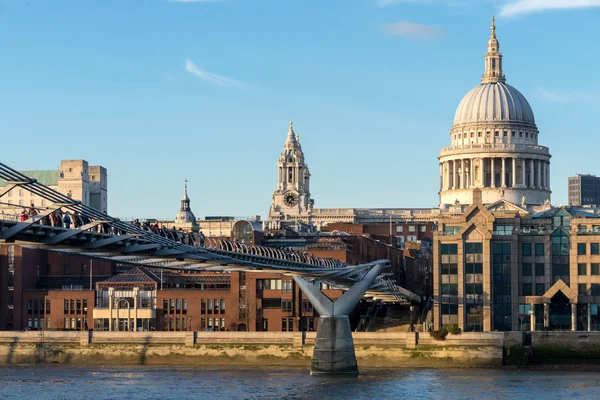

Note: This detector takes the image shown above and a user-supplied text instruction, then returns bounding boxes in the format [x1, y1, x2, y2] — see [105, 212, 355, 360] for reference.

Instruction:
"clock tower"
[268, 121, 313, 222]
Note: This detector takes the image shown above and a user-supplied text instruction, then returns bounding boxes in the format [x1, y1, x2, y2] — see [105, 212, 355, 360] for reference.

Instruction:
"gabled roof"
[99, 267, 158, 284]
[485, 199, 527, 214]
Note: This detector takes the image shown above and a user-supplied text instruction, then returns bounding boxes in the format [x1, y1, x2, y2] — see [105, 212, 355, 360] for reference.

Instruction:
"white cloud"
[381, 21, 443, 39]
[499, 0, 600, 17]
[184, 60, 241, 86]
[538, 88, 594, 102]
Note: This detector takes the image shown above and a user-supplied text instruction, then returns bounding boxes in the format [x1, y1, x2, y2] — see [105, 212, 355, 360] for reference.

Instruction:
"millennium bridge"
[0, 162, 420, 375]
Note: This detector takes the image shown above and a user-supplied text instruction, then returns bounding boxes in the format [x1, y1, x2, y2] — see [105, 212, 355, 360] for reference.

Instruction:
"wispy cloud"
[538, 88, 594, 102]
[381, 21, 444, 39]
[184, 60, 241, 86]
[499, 0, 600, 17]
[170, 0, 222, 3]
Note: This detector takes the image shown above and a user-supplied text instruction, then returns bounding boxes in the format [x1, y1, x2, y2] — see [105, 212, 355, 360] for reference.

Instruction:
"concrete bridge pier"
[293, 262, 386, 376]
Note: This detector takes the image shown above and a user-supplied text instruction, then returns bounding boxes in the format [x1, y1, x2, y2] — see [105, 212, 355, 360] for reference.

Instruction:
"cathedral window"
[519, 132, 523, 137]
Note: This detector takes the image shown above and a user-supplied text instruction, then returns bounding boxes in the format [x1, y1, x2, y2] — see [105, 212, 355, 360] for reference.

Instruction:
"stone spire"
[181, 179, 190, 211]
[285, 120, 298, 145]
[482, 16, 506, 84]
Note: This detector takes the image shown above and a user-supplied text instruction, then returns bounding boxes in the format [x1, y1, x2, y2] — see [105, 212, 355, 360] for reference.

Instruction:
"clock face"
[284, 193, 298, 207]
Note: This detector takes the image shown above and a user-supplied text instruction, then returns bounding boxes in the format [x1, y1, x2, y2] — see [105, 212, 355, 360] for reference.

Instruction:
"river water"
[0, 365, 598, 399]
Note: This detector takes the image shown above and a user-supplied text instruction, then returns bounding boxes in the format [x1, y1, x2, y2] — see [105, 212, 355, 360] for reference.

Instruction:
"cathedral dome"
[453, 82, 535, 127]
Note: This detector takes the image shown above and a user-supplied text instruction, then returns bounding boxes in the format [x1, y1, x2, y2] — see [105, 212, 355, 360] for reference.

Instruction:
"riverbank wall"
[1, 331, 598, 368]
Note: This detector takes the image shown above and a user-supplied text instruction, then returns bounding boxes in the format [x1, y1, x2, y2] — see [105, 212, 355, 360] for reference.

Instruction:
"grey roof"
[100, 267, 158, 284]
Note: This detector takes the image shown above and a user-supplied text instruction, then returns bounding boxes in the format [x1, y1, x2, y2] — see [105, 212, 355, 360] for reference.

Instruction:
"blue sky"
[1, 0, 599, 219]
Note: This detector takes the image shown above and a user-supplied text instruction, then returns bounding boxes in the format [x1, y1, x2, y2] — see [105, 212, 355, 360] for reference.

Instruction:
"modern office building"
[568, 174, 600, 206]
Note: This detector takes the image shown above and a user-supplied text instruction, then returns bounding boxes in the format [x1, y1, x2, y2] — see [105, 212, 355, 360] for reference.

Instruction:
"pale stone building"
[0, 159, 107, 215]
[438, 17, 551, 208]
[432, 19, 600, 333]
[173, 181, 199, 232]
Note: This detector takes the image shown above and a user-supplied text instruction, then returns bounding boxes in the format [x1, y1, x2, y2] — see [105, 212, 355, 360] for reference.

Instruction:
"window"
[82, 264, 87, 275]
[396, 226, 403, 233]
[420, 226, 427, 233]
[592, 243, 600, 255]
[176, 299, 181, 313]
[408, 225, 416, 232]
[578, 243, 587, 255]
[535, 243, 544, 256]
[70, 300, 75, 314]
[282, 280, 292, 293]
[182, 299, 187, 315]
[207, 299, 213, 314]
[579, 284, 588, 296]
[201, 299, 206, 314]
[220, 299, 225, 313]
[262, 298, 282, 309]
[592, 263, 600, 275]
[163, 299, 168, 314]
[281, 300, 292, 313]
[535, 284, 545, 296]
[522, 243, 532, 256]
[214, 298, 219, 314]
[522, 263, 532, 276]
[302, 300, 313, 314]
[64, 264, 70, 274]
[578, 263, 587, 276]
[492, 243, 512, 331]
[494, 225, 513, 235]
[522, 284, 532, 296]
[592, 285, 600, 296]
[170, 299, 175, 313]
[535, 263, 545, 276]
[46, 299, 51, 314]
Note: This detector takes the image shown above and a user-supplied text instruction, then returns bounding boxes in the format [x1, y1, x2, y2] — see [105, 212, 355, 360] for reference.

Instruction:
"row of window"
[256, 279, 293, 292]
[63, 317, 88, 330]
[453, 131, 536, 140]
[578, 243, 600, 255]
[522, 283, 546, 296]
[522, 263, 545, 276]
[200, 317, 227, 331]
[578, 263, 600, 276]
[522, 243, 545, 256]
[281, 300, 313, 314]
[63, 299, 88, 315]
[27, 299, 51, 315]
[163, 299, 188, 314]
[395, 225, 427, 233]
[27, 317, 51, 330]
[578, 284, 600, 296]
[200, 299, 226, 315]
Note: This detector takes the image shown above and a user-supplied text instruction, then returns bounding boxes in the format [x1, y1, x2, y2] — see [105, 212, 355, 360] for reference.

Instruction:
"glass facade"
[465, 242, 483, 332]
[492, 243, 512, 331]
[440, 244, 458, 326]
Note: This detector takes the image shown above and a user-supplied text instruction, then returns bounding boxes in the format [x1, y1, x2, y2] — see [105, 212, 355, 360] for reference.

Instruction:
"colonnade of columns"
[529, 303, 593, 332]
[441, 157, 550, 191]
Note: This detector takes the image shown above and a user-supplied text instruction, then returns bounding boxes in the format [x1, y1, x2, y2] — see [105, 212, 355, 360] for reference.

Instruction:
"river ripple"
[0, 365, 599, 400]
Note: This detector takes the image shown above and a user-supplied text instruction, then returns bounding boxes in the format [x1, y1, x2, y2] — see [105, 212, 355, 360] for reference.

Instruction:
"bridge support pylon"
[293, 262, 386, 376]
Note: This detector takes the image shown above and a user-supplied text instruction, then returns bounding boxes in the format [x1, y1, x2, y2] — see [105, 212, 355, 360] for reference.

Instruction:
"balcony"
[440, 143, 550, 157]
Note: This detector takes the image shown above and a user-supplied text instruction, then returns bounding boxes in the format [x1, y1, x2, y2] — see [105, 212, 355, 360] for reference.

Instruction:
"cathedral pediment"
[485, 199, 527, 213]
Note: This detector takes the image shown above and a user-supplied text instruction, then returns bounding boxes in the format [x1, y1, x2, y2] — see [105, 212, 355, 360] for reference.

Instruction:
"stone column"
[588, 303, 592, 332]
[439, 163, 443, 191]
[544, 303, 549, 328]
[536, 160, 544, 189]
[460, 158, 467, 189]
[530, 159, 535, 189]
[452, 160, 457, 190]
[501, 157, 506, 187]
[470, 158, 474, 188]
[522, 158, 527, 187]
[530, 305, 536, 331]
[512, 157, 516, 188]
[541, 161, 545, 190]
[490, 158, 495, 187]
[547, 162, 551, 190]
[571, 303, 577, 331]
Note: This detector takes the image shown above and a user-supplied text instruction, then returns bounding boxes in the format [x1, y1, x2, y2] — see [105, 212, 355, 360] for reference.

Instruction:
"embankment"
[2, 331, 599, 367]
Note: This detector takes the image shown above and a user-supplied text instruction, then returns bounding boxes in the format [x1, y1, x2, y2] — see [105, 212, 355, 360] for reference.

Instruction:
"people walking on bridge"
[19, 210, 27, 222]
[27, 206, 37, 219]
[72, 212, 82, 228]
[63, 212, 71, 229]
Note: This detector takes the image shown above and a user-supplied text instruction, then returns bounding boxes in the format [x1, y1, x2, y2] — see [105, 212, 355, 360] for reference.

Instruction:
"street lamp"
[409, 305, 415, 332]
[83, 307, 88, 331]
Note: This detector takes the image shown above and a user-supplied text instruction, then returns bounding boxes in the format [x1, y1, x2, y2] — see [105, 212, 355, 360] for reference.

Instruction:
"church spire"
[181, 179, 190, 211]
[482, 16, 505, 84]
[285, 120, 298, 145]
